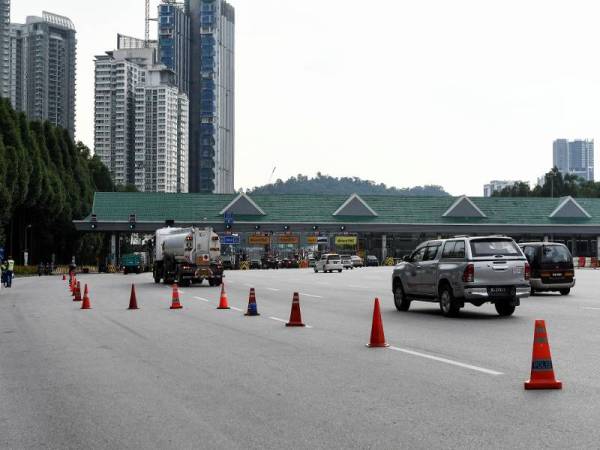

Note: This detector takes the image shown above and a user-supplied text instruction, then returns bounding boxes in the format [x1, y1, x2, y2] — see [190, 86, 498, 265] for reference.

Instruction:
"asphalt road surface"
[2, 267, 600, 449]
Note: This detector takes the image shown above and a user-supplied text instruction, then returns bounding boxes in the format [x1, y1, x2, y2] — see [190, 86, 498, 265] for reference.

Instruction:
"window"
[542, 245, 571, 264]
[522, 246, 536, 263]
[442, 241, 456, 258]
[453, 241, 465, 258]
[424, 244, 441, 261]
[470, 239, 520, 257]
[411, 247, 427, 263]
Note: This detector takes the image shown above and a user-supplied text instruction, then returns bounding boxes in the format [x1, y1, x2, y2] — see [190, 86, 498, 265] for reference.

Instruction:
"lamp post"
[24, 224, 32, 266]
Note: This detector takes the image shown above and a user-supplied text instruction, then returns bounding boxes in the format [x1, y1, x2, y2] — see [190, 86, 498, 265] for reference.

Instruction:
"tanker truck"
[153, 227, 223, 286]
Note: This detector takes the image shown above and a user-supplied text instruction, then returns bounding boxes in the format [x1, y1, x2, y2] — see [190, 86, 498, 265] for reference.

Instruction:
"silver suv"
[392, 236, 530, 317]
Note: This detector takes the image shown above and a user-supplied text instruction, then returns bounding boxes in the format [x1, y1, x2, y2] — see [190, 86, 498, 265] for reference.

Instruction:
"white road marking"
[193, 296, 210, 302]
[582, 307, 600, 310]
[268, 316, 313, 328]
[230, 306, 244, 312]
[267, 288, 280, 291]
[299, 293, 323, 299]
[244, 283, 254, 287]
[388, 346, 503, 376]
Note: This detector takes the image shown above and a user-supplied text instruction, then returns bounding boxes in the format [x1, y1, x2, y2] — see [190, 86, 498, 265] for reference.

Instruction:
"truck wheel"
[338, 269, 342, 273]
[495, 302, 516, 317]
[154, 275, 161, 284]
[439, 285, 460, 317]
[314, 268, 318, 273]
[393, 282, 411, 312]
[559, 289, 570, 296]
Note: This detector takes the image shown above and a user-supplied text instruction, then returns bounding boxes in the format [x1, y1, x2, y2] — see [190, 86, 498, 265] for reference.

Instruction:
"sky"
[11, 0, 600, 196]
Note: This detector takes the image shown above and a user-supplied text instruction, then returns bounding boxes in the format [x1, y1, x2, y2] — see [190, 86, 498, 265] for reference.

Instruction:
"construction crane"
[145, 0, 158, 46]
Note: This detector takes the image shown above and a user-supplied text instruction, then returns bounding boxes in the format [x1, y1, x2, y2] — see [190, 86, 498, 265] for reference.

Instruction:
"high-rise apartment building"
[553, 139, 594, 182]
[0, 0, 10, 99]
[94, 46, 188, 193]
[483, 180, 526, 197]
[158, 2, 190, 95]
[187, 0, 235, 194]
[6, 11, 77, 137]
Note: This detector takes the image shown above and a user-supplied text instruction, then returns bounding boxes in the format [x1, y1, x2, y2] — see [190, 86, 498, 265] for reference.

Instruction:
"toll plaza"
[75, 192, 600, 265]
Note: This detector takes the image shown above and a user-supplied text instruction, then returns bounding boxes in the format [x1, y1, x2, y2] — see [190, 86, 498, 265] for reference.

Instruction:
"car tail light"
[462, 263, 474, 283]
[524, 262, 531, 280]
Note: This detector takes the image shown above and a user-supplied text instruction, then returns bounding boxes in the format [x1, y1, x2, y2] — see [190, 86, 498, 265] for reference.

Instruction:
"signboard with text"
[248, 235, 271, 246]
[335, 236, 358, 246]
[277, 235, 299, 245]
[306, 236, 318, 245]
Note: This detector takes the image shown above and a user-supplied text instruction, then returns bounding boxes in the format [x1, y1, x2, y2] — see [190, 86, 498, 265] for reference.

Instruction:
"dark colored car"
[519, 242, 575, 295]
[262, 256, 280, 269]
[366, 255, 379, 267]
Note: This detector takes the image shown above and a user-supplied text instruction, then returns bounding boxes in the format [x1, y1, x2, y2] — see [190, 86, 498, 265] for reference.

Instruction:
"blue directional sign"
[220, 235, 240, 245]
[224, 212, 234, 226]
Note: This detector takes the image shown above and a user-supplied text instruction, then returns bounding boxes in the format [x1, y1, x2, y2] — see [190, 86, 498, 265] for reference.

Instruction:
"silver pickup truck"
[392, 236, 530, 317]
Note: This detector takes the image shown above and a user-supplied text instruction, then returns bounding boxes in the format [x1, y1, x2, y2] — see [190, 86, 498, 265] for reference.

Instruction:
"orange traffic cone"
[245, 288, 260, 316]
[286, 292, 305, 327]
[524, 320, 562, 390]
[81, 284, 91, 309]
[128, 284, 138, 310]
[170, 283, 182, 309]
[217, 282, 230, 310]
[74, 281, 82, 302]
[70, 276, 76, 293]
[366, 298, 389, 348]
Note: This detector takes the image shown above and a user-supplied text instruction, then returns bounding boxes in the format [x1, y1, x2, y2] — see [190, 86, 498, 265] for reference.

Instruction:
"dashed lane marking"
[193, 296, 210, 302]
[582, 307, 600, 310]
[230, 306, 244, 312]
[267, 288, 280, 292]
[268, 316, 313, 328]
[299, 293, 323, 299]
[388, 346, 503, 376]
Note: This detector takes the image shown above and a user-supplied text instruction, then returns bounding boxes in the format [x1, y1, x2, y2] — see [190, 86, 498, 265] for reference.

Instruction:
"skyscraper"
[187, 0, 235, 194]
[158, 1, 190, 95]
[0, 0, 10, 99]
[552, 139, 594, 182]
[94, 45, 189, 193]
[7, 12, 77, 137]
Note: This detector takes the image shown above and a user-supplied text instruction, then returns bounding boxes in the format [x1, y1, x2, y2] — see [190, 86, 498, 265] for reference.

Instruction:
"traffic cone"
[524, 320, 562, 390]
[245, 288, 260, 316]
[217, 282, 230, 310]
[70, 276, 75, 293]
[170, 283, 182, 309]
[366, 298, 389, 348]
[74, 281, 82, 302]
[286, 292, 305, 327]
[128, 284, 138, 310]
[81, 284, 91, 309]
[62, 274, 66, 281]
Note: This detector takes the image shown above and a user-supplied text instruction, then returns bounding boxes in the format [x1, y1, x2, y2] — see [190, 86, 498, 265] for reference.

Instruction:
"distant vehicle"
[315, 253, 343, 273]
[153, 227, 223, 286]
[351, 255, 364, 268]
[519, 242, 575, 295]
[121, 253, 143, 274]
[262, 255, 280, 269]
[392, 236, 530, 317]
[250, 258, 262, 270]
[308, 255, 316, 267]
[341, 255, 353, 270]
[366, 255, 379, 267]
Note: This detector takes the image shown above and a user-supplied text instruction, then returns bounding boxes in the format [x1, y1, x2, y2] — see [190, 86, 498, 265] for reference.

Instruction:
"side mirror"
[403, 255, 411, 262]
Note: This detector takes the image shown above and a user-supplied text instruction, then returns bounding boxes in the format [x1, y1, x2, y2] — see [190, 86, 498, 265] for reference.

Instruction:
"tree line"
[493, 167, 600, 198]
[0, 98, 125, 265]
[248, 173, 449, 196]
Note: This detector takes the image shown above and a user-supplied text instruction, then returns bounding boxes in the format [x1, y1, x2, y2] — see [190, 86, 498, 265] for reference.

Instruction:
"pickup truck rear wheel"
[559, 288, 570, 296]
[393, 283, 411, 312]
[439, 285, 460, 317]
[495, 302, 516, 316]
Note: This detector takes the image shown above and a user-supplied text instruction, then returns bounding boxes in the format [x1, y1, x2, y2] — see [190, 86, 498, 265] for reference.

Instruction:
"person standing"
[6, 256, 14, 288]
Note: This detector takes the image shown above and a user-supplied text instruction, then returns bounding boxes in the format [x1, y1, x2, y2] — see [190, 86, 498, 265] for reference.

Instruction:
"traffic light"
[128, 214, 136, 230]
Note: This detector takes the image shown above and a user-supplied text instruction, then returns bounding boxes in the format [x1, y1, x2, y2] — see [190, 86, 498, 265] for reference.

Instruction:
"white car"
[315, 254, 343, 273]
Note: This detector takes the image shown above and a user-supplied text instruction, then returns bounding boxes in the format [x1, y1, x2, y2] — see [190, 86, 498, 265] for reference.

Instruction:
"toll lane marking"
[268, 316, 313, 328]
[299, 293, 323, 299]
[388, 346, 503, 376]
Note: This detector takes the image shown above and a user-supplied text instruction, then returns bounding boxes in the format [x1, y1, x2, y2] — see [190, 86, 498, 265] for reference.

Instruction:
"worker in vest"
[6, 256, 14, 288]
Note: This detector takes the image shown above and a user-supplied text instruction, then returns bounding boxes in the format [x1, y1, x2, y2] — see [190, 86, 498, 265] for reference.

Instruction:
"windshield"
[470, 239, 521, 257]
[542, 245, 571, 264]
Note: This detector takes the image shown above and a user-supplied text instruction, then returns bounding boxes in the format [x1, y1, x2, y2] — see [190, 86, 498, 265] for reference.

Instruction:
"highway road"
[1, 267, 600, 449]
